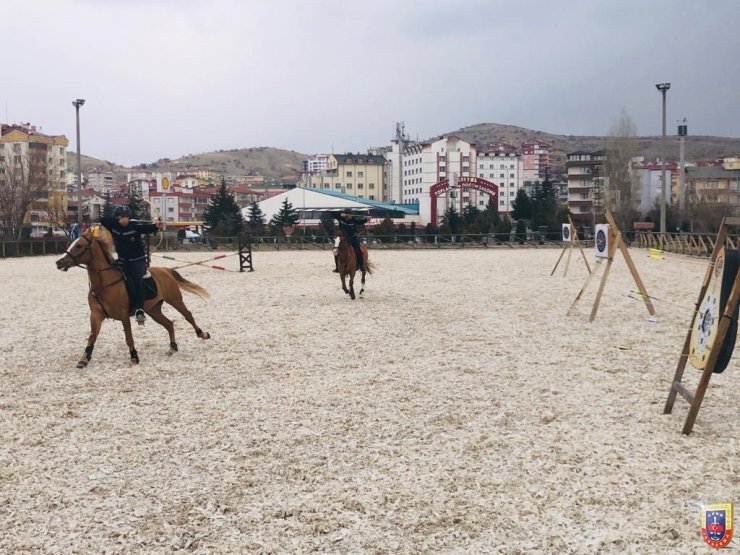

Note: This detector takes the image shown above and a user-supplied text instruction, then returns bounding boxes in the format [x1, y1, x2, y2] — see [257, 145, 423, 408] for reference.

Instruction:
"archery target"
[594, 224, 610, 258]
[689, 247, 740, 372]
[562, 223, 572, 242]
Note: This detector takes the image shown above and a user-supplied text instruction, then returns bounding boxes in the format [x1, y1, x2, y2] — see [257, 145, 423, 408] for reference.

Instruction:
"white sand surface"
[0, 247, 738, 553]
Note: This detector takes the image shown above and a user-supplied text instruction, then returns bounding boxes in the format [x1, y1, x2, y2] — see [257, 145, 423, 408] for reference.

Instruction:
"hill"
[443, 123, 740, 175]
[66, 147, 308, 183]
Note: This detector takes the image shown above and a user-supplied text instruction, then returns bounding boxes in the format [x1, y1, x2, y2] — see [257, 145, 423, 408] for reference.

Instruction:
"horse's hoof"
[350, 293, 356, 300]
[76, 360, 88, 369]
[199, 332, 211, 340]
[169, 342, 179, 353]
[131, 357, 139, 365]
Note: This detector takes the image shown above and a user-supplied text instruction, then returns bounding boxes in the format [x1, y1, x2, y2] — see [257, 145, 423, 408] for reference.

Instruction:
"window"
[500, 200, 505, 205]
[500, 173, 505, 178]
[357, 184, 364, 189]
[489, 174, 494, 178]
[335, 184, 341, 189]
[490, 164, 494, 169]
[510, 173, 515, 178]
[510, 191, 515, 196]
[479, 164, 484, 169]
[60, 147, 65, 155]
[368, 183, 375, 189]
[346, 171, 352, 177]
[369, 195, 375, 200]
[358, 171, 364, 177]
[479, 173, 484, 178]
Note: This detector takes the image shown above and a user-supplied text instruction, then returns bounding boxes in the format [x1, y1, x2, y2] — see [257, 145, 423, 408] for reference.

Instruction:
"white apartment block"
[476, 143, 523, 213]
[303, 154, 329, 174]
[87, 168, 114, 191]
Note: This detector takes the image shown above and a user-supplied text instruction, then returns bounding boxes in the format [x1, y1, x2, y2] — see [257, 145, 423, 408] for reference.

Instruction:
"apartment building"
[686, 163, 740, 212]
[566, 150, 606, 224]
[476, 142, 523, 212]
[522, 139, 552, 183]
[303, 154, 329, 174]
[0, 123, 69, 236]
[304, 153, 387, 201]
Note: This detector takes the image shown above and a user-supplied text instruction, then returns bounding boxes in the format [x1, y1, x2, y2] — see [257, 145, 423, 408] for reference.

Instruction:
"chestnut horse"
[334, 230, 373, 299]
[55, 226, 211, 368]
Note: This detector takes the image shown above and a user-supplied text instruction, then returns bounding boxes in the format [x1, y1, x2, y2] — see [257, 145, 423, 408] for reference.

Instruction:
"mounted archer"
[100, 205, 165, 325]
[332, 209, 373, 299]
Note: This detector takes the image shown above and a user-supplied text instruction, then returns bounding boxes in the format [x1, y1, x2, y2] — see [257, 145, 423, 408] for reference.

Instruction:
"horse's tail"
[168, 269, 210, 300]
[364, 260, 375, 275]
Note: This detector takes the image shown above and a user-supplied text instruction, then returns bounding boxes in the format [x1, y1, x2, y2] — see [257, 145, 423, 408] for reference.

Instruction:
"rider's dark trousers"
[123, 258, 147, 311]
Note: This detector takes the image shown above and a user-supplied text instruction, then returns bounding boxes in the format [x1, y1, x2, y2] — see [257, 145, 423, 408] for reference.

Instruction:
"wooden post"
[663, 218, 740, 434]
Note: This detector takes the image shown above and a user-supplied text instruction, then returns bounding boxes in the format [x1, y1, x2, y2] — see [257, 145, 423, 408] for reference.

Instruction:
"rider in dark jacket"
[100, 205, 164, 324]
[333, 209, 370, 271]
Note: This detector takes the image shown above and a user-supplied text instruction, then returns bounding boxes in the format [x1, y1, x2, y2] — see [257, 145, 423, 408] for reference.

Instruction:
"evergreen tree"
[203, 179, 245, 237]
[319, 211, 335, 236]
[245, 201, 265, 235]
[442, 205, 462, 234]
[375, 216, 395, 242]
[531, 179, 560, 230]
[511, 189, 533, 222]
[462, 205, 481, 232]
[127, 183, 147, 220]
[102, 191, 114, 218]
[270, 198, 300, 235]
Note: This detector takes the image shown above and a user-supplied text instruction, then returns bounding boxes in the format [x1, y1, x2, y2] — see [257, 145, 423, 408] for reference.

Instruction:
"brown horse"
[334, 230, 373, 299]
[55, 226, 211, 368]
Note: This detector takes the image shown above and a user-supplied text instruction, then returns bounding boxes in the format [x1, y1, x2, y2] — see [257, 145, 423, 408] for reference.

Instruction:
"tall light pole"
[72, 99, 85, 225]
[655, 83, 670, 234]
[678, 118, 687, 212]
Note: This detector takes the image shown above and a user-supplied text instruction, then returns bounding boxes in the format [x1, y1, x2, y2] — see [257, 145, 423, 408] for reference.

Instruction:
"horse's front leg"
[359, 268, 366, 297]
[78, 310, 104, 369]
[340, 271, 350, 295]
[121, 318, 139, 364]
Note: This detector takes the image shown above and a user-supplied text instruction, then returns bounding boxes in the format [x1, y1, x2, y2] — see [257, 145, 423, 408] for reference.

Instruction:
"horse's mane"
[92, 226, 115, 263]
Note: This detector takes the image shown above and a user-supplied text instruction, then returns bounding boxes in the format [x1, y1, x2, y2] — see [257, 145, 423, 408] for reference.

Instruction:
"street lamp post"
[72, 99, 85, 225]
[655, 83, 670, 234]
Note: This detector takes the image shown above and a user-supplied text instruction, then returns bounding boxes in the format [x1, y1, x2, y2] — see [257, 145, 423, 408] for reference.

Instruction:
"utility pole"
[678, 119, 687, 212]
[72, 99, 85, 225]
[655, 83, 671, 233]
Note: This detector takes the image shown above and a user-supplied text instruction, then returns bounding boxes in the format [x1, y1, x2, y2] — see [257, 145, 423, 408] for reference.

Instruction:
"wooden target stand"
[568, 209, 655, 322]
[664, 217, 740, 435]
[550, 216, 592, 277]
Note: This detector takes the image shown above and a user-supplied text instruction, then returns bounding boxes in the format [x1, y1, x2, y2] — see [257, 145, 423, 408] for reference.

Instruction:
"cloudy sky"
[4, 0, 739, 165]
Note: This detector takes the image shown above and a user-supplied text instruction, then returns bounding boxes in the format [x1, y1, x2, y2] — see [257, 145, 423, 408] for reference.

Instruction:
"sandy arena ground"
[0, 246, 738, 553]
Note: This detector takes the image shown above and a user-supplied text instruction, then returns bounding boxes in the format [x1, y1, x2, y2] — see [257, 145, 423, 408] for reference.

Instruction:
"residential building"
[303, 154, 329, 174]
[522, 139, 552, 183]
[303, 153, 387, 202]
[87, 167, 114, 192]
[686, 164, 740, 212]
[566, 150, 607, 225]
[476, 142, 523, 212]
[631, 158, 677, 216]
[0, 122, 69, 236]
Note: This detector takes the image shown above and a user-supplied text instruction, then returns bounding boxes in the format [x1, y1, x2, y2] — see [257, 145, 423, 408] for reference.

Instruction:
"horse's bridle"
[63, 234, 93, 268]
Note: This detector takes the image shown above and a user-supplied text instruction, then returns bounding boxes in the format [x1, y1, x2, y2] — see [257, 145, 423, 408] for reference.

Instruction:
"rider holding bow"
[100, 205, 165, 325]
[333, 208, 370, 272]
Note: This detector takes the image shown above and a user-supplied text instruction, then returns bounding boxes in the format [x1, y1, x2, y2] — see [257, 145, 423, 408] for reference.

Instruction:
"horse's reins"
[65, 234, 125, 318]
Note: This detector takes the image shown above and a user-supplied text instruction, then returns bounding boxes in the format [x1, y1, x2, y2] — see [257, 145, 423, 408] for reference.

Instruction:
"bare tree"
[604, 110, 641, 232]
[0, 146, 50, 239]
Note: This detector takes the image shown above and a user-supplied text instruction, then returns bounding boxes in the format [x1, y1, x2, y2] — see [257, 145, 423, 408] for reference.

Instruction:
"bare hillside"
[446, 123, 740, 174]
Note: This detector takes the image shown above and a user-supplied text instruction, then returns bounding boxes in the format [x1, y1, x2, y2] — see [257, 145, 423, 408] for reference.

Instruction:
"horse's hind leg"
[78, 311, 103, 369]
[349, 272, 356, 300]
[168, 298, 210, 340]
[148, 301, 178, 354]
[121, 318, 139, 364]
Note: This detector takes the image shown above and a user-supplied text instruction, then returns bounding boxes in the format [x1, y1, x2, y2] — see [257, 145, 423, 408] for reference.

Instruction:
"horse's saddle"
[122, 273, 159, 313]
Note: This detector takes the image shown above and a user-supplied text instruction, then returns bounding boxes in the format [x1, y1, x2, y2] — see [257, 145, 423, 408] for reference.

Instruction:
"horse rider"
[100, 205, 165, 325]
[333, 208, 370, 272]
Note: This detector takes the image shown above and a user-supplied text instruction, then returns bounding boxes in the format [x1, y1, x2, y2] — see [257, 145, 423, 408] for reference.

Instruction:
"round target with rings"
[689, 246, 740, 373]
[594, 224, 610, 258]
[562, 224, 571, 242]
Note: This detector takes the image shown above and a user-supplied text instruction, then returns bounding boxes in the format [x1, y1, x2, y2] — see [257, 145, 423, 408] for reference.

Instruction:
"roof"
[245, 187, 419, 221]
[332, 153, 386, 165]
[686, 166, 740, 179]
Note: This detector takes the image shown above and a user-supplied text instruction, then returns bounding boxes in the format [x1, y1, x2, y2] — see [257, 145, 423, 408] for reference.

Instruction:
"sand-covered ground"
[0, 246, 738, 553]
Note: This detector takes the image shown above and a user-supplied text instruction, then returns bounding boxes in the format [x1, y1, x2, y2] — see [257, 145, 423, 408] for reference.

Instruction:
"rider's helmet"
[341, 208, 352, 215]
[113, 205, 132, 218]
